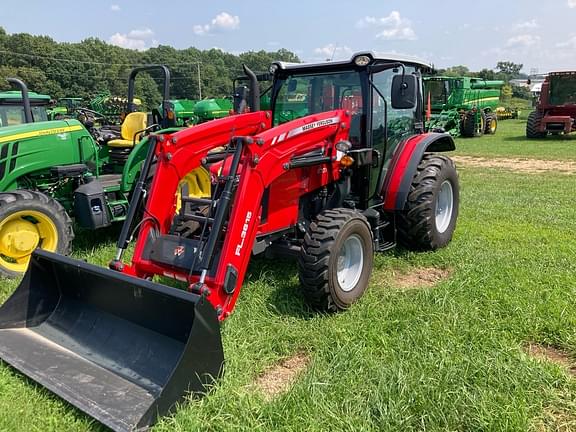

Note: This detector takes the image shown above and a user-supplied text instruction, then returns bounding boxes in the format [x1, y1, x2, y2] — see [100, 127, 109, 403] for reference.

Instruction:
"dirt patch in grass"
[525, 343, 576, 376]
[453, 156, 576, 174]
[252, 353, 310, 400]
[390, 267, 452, 290]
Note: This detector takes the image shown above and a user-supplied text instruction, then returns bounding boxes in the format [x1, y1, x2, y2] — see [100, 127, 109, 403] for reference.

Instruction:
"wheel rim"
[435, 180, 454, 234]
[336, 234, 364, 292]
[0, 210, 58, 273]
[489, 118, 497, 133]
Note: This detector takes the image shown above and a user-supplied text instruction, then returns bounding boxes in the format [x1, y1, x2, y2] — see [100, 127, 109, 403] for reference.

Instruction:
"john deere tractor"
[0, 79, 51, 126]
[0, 66, 178, 277]
[424, 76, 503, 137]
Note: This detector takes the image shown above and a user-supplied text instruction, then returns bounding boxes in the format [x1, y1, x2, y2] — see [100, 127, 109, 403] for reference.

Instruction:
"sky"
[1, 0, 576, 74]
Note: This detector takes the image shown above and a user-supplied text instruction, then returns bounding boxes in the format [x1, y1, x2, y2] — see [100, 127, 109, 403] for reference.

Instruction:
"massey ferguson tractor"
[526, 71, 576, 138]
[0, 53, 459, 431]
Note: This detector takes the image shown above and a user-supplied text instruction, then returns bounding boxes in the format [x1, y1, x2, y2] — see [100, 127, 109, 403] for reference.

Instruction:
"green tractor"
[47, 97, 84, 120]
[193, 98, 234, 122]
[0, 79, 51, 126]
[424, 76, 503, 137]
[0, 66, 184, 277]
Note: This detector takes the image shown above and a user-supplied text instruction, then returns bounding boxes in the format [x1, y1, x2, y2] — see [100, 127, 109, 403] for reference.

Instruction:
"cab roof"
[0, 90, 51, 105]
[274, 51, 433, 72]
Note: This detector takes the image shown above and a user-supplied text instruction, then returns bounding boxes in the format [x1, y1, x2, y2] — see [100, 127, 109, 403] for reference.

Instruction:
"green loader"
[0, 66, 182, 277]
[424, 76, 503, 137]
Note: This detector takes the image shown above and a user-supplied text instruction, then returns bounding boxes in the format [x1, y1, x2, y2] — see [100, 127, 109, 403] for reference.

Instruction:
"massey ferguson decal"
[271, 116, 340, 145]
[235, 211, 253, 256]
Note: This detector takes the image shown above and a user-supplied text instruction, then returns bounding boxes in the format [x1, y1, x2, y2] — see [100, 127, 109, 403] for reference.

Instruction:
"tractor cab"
[269, 52, 429, 206]
[0, 85, 51, 127]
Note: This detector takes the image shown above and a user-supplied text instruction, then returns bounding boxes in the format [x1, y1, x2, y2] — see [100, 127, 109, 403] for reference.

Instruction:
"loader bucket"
[0, 249, 223, 432]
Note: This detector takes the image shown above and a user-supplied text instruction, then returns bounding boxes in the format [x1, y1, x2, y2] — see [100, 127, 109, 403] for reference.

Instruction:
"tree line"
[0, 26, 532, 108]
[0, 27, 299, 109]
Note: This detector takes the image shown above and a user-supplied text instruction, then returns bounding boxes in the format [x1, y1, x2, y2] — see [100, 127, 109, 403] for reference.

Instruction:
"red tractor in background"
[0, 53, 459, 432]
[527, 71, 576, 138]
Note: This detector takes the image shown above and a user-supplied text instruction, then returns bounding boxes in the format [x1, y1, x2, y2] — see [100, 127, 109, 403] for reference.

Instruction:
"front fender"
[381, 132, 455, 211]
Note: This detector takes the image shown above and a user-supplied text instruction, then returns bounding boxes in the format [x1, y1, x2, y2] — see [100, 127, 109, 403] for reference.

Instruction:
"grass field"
[1, 117, 575, 431]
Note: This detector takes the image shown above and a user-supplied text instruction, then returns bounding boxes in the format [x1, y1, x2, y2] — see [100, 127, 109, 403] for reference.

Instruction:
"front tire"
[398, 154, 459, 250]
[0, 190, 74, 277]
[526, 111, 547, 139]
[461, 110, 485, 137]
[298, 209, 374, 311]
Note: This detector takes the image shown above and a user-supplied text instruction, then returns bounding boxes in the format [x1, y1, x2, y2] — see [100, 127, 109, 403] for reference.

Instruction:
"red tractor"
[0, 53, 459, 431]
[527, 71, 576, 138]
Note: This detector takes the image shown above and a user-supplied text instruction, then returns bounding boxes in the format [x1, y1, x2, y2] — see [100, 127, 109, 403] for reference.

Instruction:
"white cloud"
[313, 44, 353, 61]
[557, 35, 576, 49]
[108, 28, 156, 51]
[506, 34, 541, 48]
[110, 4, 120, 11]
[128, 28, 154, 39]
[513, 19, 539, 31]
[356, 11, 416, 41]
[568, 0, 576, 7]
[193, 12, 240, 36]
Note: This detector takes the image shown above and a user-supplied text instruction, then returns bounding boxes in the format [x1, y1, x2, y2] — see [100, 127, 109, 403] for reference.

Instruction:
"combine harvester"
[0, 54, 460, 431]
[526, 71, 576, 138]
[424, 76, 503, 137]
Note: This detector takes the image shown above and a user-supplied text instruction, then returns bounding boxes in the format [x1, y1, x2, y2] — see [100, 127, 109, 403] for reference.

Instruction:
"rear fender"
[381, 132, 455, 211]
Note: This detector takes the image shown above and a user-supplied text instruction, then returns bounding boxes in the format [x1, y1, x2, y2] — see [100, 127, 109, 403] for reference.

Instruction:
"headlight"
[269, 64, 279, 74]
[354, 55, 371, 67]
[335, 140, 352, 152]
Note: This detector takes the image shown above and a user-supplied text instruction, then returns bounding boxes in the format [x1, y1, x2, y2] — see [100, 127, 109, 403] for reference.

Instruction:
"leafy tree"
[496, 61, 523, 80]
[0, 26, 300, 109]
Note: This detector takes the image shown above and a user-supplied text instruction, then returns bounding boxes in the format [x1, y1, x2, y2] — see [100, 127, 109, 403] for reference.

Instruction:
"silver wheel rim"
[337, 234, 364, 292]
[435, 180, 454, 234]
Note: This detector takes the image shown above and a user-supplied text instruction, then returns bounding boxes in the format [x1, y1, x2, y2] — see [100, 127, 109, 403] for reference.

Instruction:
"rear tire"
[0, 190, 73, 278]
[461, 110, 485, 137]
[526, 111, 547, 138]
[298, 209, 374, 311]
[484, 113, 498, 135]
[397, 154, 459, 251]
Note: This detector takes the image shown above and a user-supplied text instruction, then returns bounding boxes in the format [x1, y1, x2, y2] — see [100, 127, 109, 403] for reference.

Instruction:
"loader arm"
[123, 110, 351, 319]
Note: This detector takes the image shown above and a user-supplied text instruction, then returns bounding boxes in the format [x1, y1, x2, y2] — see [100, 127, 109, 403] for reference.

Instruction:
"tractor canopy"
[0, 90, 51, 126]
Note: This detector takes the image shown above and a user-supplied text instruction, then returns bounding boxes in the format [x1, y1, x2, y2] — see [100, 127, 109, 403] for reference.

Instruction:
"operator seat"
[107, 112, 148, 148]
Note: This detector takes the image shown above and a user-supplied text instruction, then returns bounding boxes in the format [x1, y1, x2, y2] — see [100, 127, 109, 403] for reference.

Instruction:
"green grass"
[1, 120, 576, 431]
[454, 117, 576, 160]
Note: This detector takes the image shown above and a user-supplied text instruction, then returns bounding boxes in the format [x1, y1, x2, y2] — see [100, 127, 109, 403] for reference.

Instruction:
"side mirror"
[391, 74, 417, 109]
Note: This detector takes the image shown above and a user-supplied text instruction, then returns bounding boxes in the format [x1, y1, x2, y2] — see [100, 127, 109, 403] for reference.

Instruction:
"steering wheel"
[75, 107, 109, 126]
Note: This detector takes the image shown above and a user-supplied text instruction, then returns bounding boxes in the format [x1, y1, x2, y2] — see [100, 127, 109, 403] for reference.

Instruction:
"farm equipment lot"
[0, 119, 575, 430]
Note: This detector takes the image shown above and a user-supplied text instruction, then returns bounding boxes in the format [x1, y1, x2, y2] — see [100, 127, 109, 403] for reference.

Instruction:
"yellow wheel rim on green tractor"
[488, 117, 497, 134]
[0, 210, 58, 274]
[175, 166, 211, 213]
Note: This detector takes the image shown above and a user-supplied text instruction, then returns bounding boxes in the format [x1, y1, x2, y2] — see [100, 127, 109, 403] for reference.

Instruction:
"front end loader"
[0, 54, 460, 431]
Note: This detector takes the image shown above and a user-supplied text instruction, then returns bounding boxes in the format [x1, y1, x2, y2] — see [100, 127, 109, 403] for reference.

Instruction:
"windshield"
[0, 105, 49, 127]
[273, 70, 363, 144]
[549, 75, 576, 105]
[425, 80, 449, 105]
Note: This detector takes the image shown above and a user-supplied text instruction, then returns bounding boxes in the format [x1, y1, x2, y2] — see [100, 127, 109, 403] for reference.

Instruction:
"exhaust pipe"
[7, 78, 33, 123]
[0, 249, 223, 432]
[242, 64, 260, 112]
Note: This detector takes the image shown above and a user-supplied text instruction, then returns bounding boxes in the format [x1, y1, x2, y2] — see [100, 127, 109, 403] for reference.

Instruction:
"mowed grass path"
[0, 119, 575, 431]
